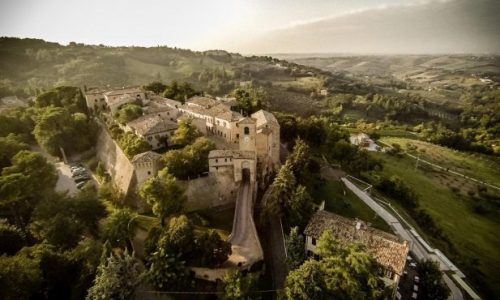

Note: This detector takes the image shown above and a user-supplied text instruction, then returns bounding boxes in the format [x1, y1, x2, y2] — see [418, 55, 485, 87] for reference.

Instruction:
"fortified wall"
[95, 128, 136, 196]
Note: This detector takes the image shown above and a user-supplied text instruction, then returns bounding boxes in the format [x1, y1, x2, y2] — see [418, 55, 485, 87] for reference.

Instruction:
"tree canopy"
[284, 229, 386, 300]
[139, 169, 186, 226]
[162, 137, 216, 179]
[170, 117, 200, 146]
[114, 103, 143, 124]
[86, 250, 143, 300]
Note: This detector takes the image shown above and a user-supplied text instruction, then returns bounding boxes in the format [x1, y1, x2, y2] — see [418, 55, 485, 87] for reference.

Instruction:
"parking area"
[55, 161, 94, 196]
[397, 254, 421, 299]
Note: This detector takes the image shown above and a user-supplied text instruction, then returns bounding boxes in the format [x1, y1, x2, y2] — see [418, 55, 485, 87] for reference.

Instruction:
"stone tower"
[237, 117, 256, 152]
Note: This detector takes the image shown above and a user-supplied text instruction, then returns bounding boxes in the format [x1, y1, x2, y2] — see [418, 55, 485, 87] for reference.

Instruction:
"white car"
[410, 262, 417, 268]
[412, 292, 418, 299]
[414, 276, 420, 283]
[414, 285, 419, 292]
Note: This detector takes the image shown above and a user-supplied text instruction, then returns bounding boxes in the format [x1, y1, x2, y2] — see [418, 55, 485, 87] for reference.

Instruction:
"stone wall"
[183, 173, 238, 211]
[95, 128, 136, 196]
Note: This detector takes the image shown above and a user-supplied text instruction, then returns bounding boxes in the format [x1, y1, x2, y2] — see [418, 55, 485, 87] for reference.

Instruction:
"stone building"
[304, 210, 409, 285]
[131, 151, 163, 186]
[84, 86, 145, 114]
[126, 115, 178, 150]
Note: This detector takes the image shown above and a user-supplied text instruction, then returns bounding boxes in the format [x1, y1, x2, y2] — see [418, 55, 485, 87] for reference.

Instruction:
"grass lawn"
[189, 204, 235, 238]
[312, 179, 391, 232]
[380, 137, 500, 186]
[371, 151, 500, 297]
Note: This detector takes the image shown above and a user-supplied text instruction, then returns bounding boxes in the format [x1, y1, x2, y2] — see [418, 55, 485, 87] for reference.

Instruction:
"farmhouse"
[304, 210, 409, 285]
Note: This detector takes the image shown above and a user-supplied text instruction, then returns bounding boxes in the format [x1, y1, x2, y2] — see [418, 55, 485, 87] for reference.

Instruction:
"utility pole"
[415, 154, 420, 170]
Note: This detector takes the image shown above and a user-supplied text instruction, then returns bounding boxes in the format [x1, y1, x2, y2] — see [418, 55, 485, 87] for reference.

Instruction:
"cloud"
[235, 0, 500, 54]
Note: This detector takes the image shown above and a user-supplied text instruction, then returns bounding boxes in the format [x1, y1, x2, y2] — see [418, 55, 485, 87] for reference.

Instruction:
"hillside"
[0, 37, 346, 115]
[278, 54, 500, 106]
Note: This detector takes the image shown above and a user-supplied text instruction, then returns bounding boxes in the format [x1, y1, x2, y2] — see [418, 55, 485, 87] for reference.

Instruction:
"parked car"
[413, 285, 419, 292]
[409, 262, 417, 268]
[72, 171, 87, 178]
[76, 181, 87, 189]
[70, 163, 84, 170]
[411, 292, 418, 299]
[414, 276, 420, 284]
[74, 175, 90, 183]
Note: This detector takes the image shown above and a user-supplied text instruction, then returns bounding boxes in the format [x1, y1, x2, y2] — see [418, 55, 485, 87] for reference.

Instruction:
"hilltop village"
[81, 85, 415, 292]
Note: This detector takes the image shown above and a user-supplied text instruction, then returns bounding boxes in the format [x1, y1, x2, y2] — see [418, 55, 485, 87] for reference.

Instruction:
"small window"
[215, 159, 218, 163]
[312, 238, 316, 246]
[224, 158, 227, 162]
[147, 171, 151, 175]
[244, 127, 249, 135]
[236, 134, 239, 139]
[215, 166, 218, 171]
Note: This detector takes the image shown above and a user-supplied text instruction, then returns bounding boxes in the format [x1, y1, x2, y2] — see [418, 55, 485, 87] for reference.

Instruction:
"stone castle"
[85, 86, 280, 207]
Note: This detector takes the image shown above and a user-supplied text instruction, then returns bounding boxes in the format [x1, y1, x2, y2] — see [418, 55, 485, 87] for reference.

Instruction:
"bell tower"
[237, 117, 256, 152]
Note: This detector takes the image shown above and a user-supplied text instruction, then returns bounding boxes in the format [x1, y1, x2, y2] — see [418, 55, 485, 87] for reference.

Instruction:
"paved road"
[226, 179, 263, 269]
[341, 177, 464, 300]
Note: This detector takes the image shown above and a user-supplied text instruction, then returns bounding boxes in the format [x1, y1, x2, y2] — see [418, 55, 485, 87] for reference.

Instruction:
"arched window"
[244, 127, 250, 135]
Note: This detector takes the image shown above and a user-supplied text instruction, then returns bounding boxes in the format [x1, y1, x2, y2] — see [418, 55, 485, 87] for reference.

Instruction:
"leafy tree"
[0, 150, 57, 231]
[147, 250, 190, 290]
[20, 244, 82, 299]
[285, 230, 386, 300]
[103, 208, 138, 250]
[157, 215, 194, 255]
[118, 131, 151, 158]
[86, 250, 143, 300]
[114, 103, 143, 124]
[0, 133, 30, 169]
[143, 81, 167, 95]
[144, 226, 162, 262]
[285, 226, 306, 270]
[221, 269, 260, 300]
[35, 86, 87, 114]
[287, 137, 310, 180]
[263, 162, 296, 219]
[162, 137, 216, 179]
[33, 106, 96, 156]
[285, 259, 328, 300]
[171, 118, 200, 146]
[0, 253, 41, 300]
[31, 191, 106, 249]
[286, 185, 313, 229]
[0, 220, 25, 255]
[163, 81, 197, 103]
[417, 260, 450, 300]
[139, 169, 186, 226]
[0, 107, 36, 138]
[232, 86, 266, 115]
[98, 181, 124, 204]
[194, 229, 232, 267]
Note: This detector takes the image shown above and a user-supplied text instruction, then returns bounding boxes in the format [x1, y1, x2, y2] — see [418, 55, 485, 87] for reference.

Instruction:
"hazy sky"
[1, 0, 499, 54]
